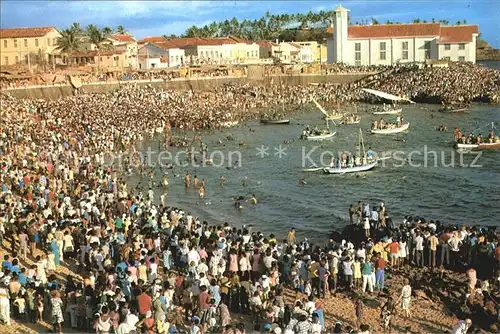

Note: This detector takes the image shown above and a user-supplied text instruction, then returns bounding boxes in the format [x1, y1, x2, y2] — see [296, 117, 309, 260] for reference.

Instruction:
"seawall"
[3, 73, 373, 100]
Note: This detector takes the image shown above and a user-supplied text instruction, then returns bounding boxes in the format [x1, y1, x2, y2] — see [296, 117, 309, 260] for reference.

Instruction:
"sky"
[1, 0, 499, 47]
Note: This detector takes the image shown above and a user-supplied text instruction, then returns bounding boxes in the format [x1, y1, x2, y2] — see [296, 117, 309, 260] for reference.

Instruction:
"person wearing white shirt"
[187, 247, 200, 266]
[452, 319, 472, 334]
[414, 233, 424, 267]
[448, 232, 462, 269]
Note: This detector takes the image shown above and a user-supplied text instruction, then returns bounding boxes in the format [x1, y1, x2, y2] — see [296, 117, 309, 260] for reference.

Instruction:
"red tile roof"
[348, 23, 441, 39]
[138, 36, 167, 43]
[112, 34, 135, 43]
[326, 23, 479, 42]
[438, 25, 479, 43]
[0, 27, 57, 39]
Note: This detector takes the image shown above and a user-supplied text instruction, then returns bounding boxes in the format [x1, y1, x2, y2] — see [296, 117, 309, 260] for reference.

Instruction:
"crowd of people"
[0, 60, 499, 334]
[368, 62, 500, 104]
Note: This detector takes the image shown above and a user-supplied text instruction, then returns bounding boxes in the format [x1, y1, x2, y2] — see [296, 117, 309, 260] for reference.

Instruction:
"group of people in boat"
[329, 150, 374, 169]
[341, 113, 360, 124]
[371, 115, 404, 130]
[371, 103, 398, 113]
[261, 111, 285, 121]
[454, 128, 499, 144]
[301, 125, 329, 137]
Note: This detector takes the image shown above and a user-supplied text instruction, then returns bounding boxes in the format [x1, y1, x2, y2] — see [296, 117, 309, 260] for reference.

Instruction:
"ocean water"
[478, 60, 500, 69]
[127, 104, 500, 240]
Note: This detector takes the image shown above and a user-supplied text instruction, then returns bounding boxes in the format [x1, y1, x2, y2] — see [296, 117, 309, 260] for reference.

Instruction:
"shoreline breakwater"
[2, 72, 373, 100]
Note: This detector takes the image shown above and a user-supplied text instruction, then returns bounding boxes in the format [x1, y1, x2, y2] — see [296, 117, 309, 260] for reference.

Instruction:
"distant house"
[258, 40, 303, 64]
[138, 42, 185, 69]
[70, 49, 127, 70]
[139, 36, 260, 65]
[326, 5, 479, 65]
[82, 33, 138, 69]
[0, 26, 62, 67]
[109, 34, 138, 69]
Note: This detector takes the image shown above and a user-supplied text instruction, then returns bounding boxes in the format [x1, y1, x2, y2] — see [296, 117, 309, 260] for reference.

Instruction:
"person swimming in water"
[299, 179, 307, 185]
[247, 194, 257, 204]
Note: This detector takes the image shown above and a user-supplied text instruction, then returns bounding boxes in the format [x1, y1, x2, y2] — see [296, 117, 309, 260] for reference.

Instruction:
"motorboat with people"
[453, 123, 500, 150]
[323, 129, 377, 174]
[371, 114, 410, 135]
[362, 88, 414, 115]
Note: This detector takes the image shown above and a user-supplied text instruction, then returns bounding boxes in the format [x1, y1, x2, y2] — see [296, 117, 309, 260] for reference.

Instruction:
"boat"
[302, 167, 323, 172]
[323, 129, 377, 174]
[362, 88, 415, 104]
[260, 101, 290, 124]
[312, 98, 341, 124]
[221, 120, 239, 128]
[301, 99, 337, 140]
[324, 161, 377, 174]
[302, 131, 337, 141]
[341, 119, 361, 125]
[439, 106, 469, 113]
[362, 88, 414, 115]
[453, 122, 500, 150]
[371, 122, 410, 134]
[260, 119, 290, 124]
[454, 142, 500, 150]
[373, 108, 403, 115]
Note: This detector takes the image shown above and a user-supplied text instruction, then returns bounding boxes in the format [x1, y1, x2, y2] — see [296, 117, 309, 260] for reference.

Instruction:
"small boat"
[221, 120, 239, 128]
[312, 98, 341, 125]
[302, 167, 323, 172]
[362, 88, 415, 104]
[439, 106, 468, 113]
[323, 129, 377, 174]
[453, 122, 500, 150]
[302, 131, 336, 141]
[260, 119, 290, 124]
[373, 108, 403, 115]
[323, 113, 343, 121]
[323, 161, 377, 174]
[454, 142, 500, 150]
[371, 123, 410, 135]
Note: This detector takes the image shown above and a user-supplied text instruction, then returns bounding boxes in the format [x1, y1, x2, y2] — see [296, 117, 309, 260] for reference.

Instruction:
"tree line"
[179, 10, 470, 42]
[55, 23, 127, 64]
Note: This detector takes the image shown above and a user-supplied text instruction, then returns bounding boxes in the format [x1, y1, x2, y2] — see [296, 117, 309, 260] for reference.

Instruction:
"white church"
[326, 5, 479, 65]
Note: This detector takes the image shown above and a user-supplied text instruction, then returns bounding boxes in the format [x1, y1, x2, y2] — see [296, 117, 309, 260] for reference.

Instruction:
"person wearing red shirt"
[375, 253, 386, 292]
[387, 240, 400, 268]
[137, 288, 152, 315]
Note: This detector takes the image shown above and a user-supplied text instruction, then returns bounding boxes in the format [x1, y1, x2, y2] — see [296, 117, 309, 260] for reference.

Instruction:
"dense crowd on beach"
[0, 60, 499, 334]
[367, 62, 500, 104]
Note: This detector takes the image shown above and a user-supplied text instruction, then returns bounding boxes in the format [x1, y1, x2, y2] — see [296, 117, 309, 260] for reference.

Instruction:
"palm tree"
[102, 27, 113, 36]
[85, 25, 112, 72]
[55, 28, 83, 65]
[115, 25, 126, 34]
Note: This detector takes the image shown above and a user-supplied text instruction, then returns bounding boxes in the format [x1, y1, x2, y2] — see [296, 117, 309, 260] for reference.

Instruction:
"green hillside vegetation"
[180, 10, 468, 43]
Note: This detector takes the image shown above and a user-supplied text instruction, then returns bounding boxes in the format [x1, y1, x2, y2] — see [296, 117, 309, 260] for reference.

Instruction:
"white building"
[327, 5, 479, 65]
[138, 42, 185, 69]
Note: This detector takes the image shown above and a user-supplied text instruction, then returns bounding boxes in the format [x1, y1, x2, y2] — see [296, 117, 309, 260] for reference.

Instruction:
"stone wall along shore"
[2, 73, 373, 100]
